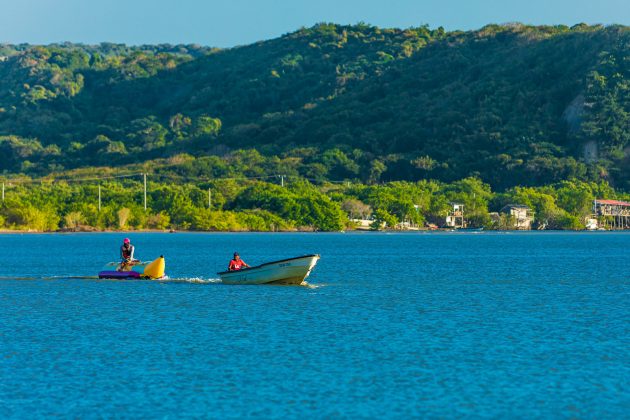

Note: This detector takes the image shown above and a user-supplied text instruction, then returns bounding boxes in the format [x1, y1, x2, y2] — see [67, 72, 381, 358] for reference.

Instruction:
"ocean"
[0, 232, 628, 417]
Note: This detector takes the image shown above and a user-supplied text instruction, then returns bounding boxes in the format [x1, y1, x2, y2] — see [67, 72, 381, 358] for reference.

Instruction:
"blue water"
[0, 232, 628, 418]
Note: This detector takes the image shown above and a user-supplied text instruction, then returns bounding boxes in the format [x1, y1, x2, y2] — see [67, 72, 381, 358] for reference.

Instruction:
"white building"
[500, 204, 534, 230]
[445, 203, 465, 228]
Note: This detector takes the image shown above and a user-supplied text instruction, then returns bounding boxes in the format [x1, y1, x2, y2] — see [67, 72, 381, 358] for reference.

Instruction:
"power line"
[143, 173, 147, 211]
[0, 170, 355, 215]
[59, 173, 144, 183]
[0, 172, 144, 185]
[149, 173, 281, 183]
[0, 171, 353, 188]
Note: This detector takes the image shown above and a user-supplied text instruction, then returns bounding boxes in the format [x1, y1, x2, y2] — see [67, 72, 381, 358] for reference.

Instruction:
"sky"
[0, 0, 628, 47]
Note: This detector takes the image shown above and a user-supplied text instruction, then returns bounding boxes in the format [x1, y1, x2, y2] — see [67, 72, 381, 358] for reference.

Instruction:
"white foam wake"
[158, 276, 222, 284]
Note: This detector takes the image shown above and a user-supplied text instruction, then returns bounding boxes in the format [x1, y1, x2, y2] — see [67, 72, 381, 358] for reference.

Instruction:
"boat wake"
[157, 276, 222, 284]
[0, 276, 41, 281]
[0, 275, 221, 283]
[302, 281, 327, 289]
[0, 275, 323, 287]
[161, 278, 325, 287]
[0, 275, 99, 281]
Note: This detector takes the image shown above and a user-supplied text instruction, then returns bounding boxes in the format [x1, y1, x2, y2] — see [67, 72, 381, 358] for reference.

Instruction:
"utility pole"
[280, 175, 285, 187]
[1, 182, 4, 202]
[208, 188, 212, 209]
[98, 184, 101, 211]
[143, 173, 147, 211]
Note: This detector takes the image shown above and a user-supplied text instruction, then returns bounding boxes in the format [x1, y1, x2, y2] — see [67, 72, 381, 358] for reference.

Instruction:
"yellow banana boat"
[98, 256, 166, 279]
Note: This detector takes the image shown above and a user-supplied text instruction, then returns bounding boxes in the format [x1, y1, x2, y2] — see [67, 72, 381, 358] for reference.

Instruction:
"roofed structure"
[593, 199, 630, 229]
[500, 204, 534, 230]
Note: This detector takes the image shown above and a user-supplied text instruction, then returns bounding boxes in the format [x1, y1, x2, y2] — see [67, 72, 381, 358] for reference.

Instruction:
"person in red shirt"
[228, 252, 250, 271]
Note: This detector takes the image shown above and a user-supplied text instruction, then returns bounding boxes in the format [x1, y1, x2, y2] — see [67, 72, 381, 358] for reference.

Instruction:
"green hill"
[0, 23, 628, 189]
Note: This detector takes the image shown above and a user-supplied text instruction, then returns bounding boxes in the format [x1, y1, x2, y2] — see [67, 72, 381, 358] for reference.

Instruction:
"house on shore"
[593, 199, 630, 229]
[500, 204, 534, 230]
[445, 203, 465, 228]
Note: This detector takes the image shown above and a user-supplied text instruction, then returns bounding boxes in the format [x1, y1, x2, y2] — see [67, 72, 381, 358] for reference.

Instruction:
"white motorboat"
[218, 254, 320, 285]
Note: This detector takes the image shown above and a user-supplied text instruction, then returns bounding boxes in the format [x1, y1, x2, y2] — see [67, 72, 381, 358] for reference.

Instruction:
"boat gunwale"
[217, 254, 320, 276]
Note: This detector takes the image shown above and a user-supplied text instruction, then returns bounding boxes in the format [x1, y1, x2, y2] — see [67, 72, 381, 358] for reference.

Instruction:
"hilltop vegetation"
[0, 23, 628, 190]
[0, 23, 629, 232]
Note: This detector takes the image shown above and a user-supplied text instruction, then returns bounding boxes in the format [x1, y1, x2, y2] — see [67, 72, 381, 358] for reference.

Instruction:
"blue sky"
[0, 0, 628, 47]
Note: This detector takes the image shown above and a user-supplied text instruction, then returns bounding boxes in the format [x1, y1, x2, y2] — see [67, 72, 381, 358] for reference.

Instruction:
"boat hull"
[218, 255, 320, 285]
[98, 256, 166, 279]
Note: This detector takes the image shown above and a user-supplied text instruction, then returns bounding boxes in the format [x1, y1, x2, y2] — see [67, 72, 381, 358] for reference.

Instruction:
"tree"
[371, 208, 397, 230]
[341, 199, 371, 219]
[169, 113, 192, 139]
[194, 115, 222, 137]
[147, 212, 170, 230]
[64, 211, 84, 230]
[368, 160, 386, 184]
[118, 208, 131, 229]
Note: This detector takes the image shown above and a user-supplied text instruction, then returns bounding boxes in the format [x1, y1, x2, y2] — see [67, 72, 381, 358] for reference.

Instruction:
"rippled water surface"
[0, 232, 628, 417]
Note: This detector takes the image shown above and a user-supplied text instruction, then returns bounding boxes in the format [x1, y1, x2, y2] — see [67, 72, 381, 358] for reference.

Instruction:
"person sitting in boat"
[228, 252, 250, 271]
[120, 238, 136, 263]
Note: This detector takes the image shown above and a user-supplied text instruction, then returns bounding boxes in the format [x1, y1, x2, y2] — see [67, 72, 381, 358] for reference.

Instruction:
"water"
[0, 232, 628, 418]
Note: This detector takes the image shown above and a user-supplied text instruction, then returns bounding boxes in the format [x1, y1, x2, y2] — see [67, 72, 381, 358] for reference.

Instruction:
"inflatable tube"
[98, 270, 142, 279]
[143, 256, 165, 279]
[98, 256, 166, 279]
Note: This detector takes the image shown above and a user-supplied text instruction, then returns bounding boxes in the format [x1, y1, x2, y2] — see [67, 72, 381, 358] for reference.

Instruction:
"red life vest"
[229, 259, 244, 270]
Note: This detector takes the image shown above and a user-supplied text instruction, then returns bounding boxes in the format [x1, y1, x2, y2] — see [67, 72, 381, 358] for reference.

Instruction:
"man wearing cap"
[228, 252, 250, 271]
[120, 238, 135, 263]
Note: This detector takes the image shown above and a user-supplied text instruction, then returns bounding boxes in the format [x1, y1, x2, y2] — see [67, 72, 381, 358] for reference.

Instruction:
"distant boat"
[219, 255, 320, 285]
[98, 256, 166, 279]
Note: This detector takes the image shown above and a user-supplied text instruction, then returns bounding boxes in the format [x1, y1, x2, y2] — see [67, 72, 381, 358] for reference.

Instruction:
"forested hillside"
[0, 23, 628, 189]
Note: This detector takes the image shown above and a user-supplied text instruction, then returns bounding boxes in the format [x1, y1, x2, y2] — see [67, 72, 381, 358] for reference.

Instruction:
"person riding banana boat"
[97, 237, 165, 279]
[120, 238, 139, 268]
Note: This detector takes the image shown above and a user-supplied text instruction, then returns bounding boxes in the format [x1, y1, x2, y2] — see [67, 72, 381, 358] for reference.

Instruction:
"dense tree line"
[0, 23, 627, 189]
[0, 175, 624, 232]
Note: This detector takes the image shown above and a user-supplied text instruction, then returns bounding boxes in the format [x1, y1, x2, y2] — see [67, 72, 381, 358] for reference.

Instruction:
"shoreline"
[0, 229, 624, 234]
